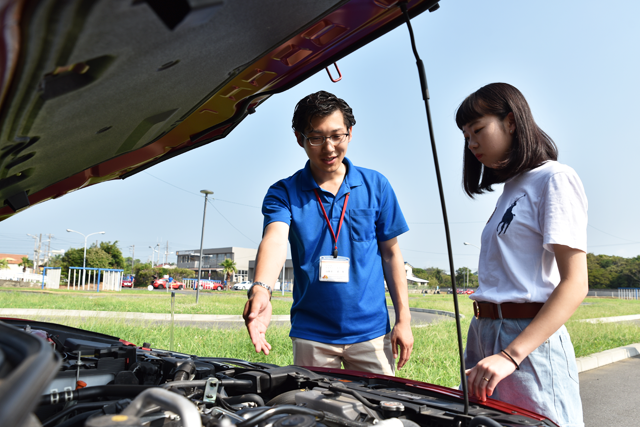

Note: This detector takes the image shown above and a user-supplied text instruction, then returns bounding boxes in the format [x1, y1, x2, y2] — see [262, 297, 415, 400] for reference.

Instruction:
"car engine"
[0, 320, 557, 427]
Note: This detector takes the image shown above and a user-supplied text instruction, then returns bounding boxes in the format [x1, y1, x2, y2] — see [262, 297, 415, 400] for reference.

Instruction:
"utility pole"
[35, 233, 42, 271]
[129, 245, 135, 275]
[46, 234, 53, 266]
[165, 241, 169, 265]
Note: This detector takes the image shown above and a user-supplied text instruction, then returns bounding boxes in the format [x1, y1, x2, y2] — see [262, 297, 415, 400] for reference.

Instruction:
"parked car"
[151, 278, 185, 290]
[121, 278, 134, 288]
[197, 281, 224, 291]
[233, 281, 252, 290]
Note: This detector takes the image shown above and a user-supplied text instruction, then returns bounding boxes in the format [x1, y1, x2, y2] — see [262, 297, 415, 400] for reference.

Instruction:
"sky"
[2, 0, 639, 273]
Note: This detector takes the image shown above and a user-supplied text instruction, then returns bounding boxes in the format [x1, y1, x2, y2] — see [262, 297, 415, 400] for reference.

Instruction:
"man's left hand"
[391, 320, 413, 369]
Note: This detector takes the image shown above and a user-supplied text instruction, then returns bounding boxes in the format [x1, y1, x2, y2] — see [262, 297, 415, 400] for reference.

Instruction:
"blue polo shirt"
[262, 157, 409, 344]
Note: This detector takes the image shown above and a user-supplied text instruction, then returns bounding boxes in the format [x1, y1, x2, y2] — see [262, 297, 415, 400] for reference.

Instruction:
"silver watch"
[248, 281, 272, 300]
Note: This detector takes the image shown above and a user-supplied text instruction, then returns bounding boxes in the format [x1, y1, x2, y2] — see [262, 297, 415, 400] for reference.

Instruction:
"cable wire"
[398, 1, 469, 414]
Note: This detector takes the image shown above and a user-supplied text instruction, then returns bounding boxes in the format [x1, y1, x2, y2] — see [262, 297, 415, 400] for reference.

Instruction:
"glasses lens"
[330, 134, 346, 144]
[308, 136, 324, 146]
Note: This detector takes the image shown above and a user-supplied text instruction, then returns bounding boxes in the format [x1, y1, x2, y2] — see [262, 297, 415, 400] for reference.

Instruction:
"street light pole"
[463, 242, 480, 290]
[196, 190, 213, 304]
[67, 229, 106, 290]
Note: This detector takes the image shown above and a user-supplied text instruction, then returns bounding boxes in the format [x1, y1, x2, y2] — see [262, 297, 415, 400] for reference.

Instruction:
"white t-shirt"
[470, 161, 588, 304]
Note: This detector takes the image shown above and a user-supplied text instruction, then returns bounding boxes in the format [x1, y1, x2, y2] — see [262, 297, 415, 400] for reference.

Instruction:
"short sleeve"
[262, 182, 292, 233]
[375, 179, 409, 241]
[540, 170, 588, 253]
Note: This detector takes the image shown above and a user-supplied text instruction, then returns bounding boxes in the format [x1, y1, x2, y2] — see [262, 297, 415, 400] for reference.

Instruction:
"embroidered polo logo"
[497, 194, 526, 235]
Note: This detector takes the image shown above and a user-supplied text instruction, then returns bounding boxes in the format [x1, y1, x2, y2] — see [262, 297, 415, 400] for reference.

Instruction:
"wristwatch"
[248, 281, 272, 300]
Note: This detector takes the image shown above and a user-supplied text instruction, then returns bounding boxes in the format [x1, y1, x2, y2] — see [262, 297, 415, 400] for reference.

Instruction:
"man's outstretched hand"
[242, 287, 273, 354]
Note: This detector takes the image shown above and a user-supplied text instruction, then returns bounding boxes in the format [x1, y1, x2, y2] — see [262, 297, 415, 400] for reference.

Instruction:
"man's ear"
[294, 131, 304, 147]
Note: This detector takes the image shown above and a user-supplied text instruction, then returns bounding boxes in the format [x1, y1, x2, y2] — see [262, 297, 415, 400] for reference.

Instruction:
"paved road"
[579, 355, 640, 427]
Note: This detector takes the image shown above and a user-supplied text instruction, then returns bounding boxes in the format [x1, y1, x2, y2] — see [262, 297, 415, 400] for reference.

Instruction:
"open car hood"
[0, 318, 559, 427]
[0, 0, 440, 221]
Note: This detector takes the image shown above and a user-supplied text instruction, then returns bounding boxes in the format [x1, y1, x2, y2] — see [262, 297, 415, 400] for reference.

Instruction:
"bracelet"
[501, 349, 520, 370]
[247, 281, 272, 300]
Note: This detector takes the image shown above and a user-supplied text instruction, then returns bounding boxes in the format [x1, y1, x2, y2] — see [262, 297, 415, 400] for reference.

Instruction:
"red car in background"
[121, 278, 134, 288]
[196, 281, 224, 291]
[151, 278, 185, 290]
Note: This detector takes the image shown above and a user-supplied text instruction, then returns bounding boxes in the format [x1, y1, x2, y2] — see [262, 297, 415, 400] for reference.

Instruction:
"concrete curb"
[576, 343, 640, 373]
[579, 314, 640, 324]
[408, 307, 464, 319]
[0, 308, 290, 322]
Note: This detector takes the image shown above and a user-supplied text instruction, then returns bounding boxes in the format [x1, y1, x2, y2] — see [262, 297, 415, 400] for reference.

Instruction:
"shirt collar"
[299, 157, 363, 192]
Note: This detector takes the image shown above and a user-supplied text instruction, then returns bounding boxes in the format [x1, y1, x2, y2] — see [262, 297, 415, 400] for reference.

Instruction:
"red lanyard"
[314, 189, 350, 258]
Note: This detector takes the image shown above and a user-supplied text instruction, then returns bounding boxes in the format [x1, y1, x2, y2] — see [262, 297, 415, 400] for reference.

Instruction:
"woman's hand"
[465, 352, 517, 401]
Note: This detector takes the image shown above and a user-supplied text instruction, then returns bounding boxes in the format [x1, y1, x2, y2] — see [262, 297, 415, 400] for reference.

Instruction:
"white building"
[176, 247, 257, 282]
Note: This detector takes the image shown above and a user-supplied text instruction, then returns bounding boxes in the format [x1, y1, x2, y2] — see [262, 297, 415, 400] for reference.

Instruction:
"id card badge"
[319, 256, 350, 282]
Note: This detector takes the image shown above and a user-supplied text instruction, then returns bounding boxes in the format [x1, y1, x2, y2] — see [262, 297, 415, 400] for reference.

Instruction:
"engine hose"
[51, 409, 100, 427]
[174, 360, 197, 382]
[235, 405, 324, 427]
[223, 394, 265, 407]
[40, 385, 152, 406]
[327, 385, 380, 411]
[41, 400, 122, 427]
[121, 388, 202, 427]
[161, 378, 254, 390]
[468, 416, 503, 427]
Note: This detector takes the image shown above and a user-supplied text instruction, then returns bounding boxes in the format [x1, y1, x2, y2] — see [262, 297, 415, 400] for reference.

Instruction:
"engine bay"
[0, 319, 557, 427]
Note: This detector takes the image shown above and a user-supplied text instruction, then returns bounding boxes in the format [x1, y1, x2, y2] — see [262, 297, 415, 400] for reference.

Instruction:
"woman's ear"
[506, 112, 516, 134]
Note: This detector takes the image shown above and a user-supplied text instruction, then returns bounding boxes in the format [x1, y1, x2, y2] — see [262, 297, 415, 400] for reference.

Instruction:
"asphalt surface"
[580, 355, 640, 427]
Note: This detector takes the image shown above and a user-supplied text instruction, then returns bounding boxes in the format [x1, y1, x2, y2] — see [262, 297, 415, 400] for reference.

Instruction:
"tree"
[19, 257, 32, 272]
[48, 254, 63, 268]
[86, 247, 112, 269]
[220, 258, 237, 290]
[0, 258, 9, 269]
[98, 241, 125, 269]
[455, 267, 478, 288]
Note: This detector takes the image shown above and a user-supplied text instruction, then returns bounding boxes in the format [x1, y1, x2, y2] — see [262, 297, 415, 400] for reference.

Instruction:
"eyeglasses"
[301, 132, 350, 147]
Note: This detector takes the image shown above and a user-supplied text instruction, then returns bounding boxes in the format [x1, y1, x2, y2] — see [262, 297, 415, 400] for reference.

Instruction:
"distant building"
[176, 247, 256, 282]
[0, 253, 28, 272]
[405, 262, 429, 286]
[248, 258, 294, 286]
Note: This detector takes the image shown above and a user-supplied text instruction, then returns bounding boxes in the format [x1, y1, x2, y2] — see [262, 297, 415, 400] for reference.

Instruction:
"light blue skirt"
[464, 316, 584, 427]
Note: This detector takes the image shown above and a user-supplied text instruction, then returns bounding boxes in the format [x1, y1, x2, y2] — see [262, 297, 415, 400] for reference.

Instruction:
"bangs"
[455, 93, 487, 129]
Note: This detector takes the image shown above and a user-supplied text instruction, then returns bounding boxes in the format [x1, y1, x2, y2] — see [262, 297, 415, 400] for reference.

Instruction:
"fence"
[42, 267, 61, 289]
[0, 270, 44, 283]
[67, 267, 124, 292]
[618, 288, 640, 300]
[183, 279, 222, 290]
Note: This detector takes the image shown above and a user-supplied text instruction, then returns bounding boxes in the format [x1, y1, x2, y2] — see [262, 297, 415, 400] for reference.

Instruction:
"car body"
[121, 278, 134, 288]
[197, 281, 224, 291]
[0, 317, 559, 427]
[233, 281, 252, 290]
[152, 278, 185, 290]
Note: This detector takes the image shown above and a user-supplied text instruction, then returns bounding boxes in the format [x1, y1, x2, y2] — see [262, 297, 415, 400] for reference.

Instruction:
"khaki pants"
[292, 333, 395, 376]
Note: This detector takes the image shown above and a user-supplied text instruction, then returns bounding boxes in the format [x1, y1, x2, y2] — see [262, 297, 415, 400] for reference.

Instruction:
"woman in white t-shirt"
[456, 83, 587, 427]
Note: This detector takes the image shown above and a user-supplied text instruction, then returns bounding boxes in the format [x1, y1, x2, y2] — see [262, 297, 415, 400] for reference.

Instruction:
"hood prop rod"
[398, 1, 469, 415]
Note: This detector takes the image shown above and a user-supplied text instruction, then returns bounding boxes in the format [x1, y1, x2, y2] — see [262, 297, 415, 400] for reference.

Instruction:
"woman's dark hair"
[292, 90, 355, 134]
[455, 83, 558, 197]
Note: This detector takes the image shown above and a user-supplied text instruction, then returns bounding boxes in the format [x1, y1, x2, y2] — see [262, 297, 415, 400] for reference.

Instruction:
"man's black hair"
[292, 90, 356, 134]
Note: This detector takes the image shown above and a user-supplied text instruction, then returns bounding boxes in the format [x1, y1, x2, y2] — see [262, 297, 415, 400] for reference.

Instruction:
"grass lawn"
[2, 288, 640, 387]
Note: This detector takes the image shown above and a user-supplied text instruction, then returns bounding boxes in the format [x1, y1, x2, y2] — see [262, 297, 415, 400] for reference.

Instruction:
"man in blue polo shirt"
[243, 91, 413, 374]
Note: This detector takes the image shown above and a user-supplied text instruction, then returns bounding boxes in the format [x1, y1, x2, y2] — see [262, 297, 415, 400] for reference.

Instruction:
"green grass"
[4, 289, 640, 387]
[0, 289, 293, 315]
